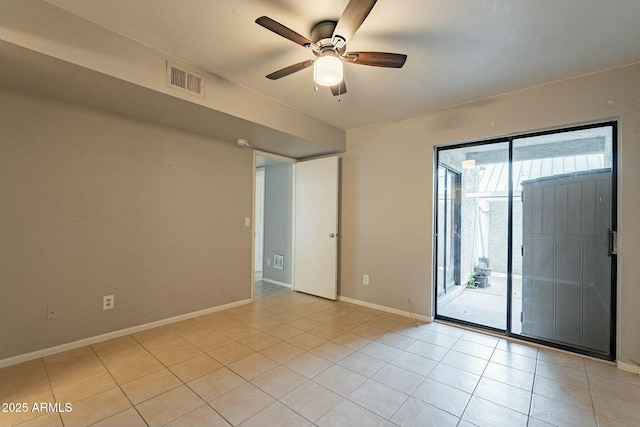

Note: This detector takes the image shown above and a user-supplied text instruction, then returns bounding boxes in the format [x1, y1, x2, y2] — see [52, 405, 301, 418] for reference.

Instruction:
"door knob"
[329, 233, 336, 238]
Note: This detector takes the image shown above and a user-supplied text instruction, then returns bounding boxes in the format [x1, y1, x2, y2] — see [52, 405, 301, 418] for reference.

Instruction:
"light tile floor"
[254, 280, 291, 301]
[1, 289, 639, 427]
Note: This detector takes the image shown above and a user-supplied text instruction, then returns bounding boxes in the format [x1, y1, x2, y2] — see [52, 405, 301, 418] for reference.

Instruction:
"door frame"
[438, 165, 462, 294]
[251, 151, 297, 301]
[433, 137, 510, 335]
[254, 167, 265, 279]
[433, 121, 618, 361]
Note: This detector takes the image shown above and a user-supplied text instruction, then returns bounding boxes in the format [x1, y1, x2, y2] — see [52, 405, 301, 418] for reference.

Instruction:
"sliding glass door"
[437, 166, 461, 296]
[436, 141, 509, 331]
[512, 125, 616, 355]
[435, 122, 616, 359]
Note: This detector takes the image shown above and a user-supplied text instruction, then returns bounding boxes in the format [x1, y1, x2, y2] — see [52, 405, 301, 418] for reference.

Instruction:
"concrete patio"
[437, 275, 522, 333]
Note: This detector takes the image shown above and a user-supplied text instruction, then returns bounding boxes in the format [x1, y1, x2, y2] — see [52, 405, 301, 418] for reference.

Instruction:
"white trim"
[253, 150, 298, 165]
[261, 278, 292, 289]
[338, 295, 433, 323]
[617, 361, 640, 375]
[291, 162, 297, 292]
[0, 298, 252, 369]
[254, 167, 266, 280]
[251, 154, 256, 301]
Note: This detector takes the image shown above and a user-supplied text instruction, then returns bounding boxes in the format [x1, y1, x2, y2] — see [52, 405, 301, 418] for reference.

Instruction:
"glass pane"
[436, 142, 509, 330]
[512, 125, 614, 354]
[436, 168, 446, 297]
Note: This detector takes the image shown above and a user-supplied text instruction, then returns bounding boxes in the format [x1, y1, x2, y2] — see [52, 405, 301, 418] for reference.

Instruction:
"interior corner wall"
[262, 162, 293, 285]
[0, 86, 253, 360]
[340, 64, 640, 367]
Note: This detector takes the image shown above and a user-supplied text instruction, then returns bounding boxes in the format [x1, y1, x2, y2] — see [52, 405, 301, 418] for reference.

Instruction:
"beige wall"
[0, 86, 253, 360]
[0, 0, 344, 155]
[340, 64, 640, 366]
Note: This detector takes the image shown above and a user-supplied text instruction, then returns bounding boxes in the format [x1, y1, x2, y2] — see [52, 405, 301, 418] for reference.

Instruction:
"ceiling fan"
[255, 0, 407, 96]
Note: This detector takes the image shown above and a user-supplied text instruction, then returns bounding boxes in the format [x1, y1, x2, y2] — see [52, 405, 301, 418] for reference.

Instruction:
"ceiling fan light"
[314, 55, 343, 86]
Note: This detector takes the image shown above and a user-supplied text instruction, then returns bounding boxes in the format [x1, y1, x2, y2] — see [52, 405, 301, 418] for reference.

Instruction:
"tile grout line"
[40, 356, 65, 427]
[166, 326, 246, 427]
[280, 378, 345, 425]
[527, 348, 540, 427]
[92, 337, 151, 427]
[583, 358, 600, 427]
[454, 331, 486, 426]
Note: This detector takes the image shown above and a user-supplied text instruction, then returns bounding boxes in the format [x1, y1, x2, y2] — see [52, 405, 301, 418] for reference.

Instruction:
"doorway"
[253, 154, 294, 300]
[252, 152, 340, 301]
[434, 122, 617, 360]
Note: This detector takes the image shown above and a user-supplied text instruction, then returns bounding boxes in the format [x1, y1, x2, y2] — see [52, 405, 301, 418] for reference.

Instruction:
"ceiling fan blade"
[346, 51, 407, 68]
[330, 80, 347, 96]
[333, 0, 377, 43]
[266, 59, 315, 80]
[256, 16, 314, 47]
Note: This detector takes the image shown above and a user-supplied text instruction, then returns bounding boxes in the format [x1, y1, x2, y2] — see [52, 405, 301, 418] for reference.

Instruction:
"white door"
[294, 156, 339, 300]
[254, 168, 265, 278]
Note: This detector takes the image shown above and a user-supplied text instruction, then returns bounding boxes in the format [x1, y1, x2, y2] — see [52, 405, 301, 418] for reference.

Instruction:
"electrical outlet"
[103, 295, 114, 310]
[46, 306, 58, 320]
[363, 274, 369, 285]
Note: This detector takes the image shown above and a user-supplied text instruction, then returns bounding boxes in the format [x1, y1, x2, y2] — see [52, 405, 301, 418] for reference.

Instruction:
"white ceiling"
[37, 0, 640, 131]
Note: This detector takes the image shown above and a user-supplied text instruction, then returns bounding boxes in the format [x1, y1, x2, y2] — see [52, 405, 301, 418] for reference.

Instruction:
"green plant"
[467, 274, 477, 288]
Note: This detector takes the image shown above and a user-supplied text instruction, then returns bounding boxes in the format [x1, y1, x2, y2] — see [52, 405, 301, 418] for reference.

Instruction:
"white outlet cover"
[103, 295, 114, 310]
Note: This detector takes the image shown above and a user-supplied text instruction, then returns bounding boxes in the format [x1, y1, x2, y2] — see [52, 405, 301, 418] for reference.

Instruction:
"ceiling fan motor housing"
[311, 20, 337, 44]
[310, 20, 346, 55]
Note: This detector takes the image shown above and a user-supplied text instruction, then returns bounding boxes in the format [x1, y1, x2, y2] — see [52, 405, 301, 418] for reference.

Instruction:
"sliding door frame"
[434, 120, 618, 361]
[434, 137, 509, 334]
[438, 165, 462, 295]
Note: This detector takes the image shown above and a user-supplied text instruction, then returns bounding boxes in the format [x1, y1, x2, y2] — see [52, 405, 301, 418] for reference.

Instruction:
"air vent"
[166, 62, 204, 97]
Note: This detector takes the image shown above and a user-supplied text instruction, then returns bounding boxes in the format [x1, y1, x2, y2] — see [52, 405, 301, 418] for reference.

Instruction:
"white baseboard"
[0, 298, 253, 369]
[261, 279, 292, 289]
[338, 295, 433, 323]
[618, 361, 640, 375]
